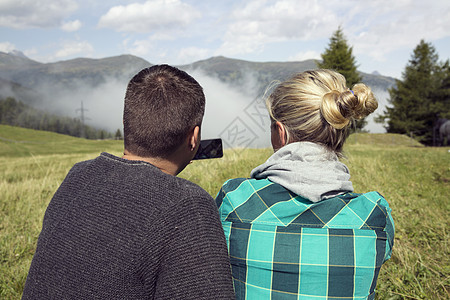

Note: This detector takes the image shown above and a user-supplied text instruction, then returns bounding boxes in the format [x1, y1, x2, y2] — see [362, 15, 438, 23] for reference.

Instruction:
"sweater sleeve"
[151, 192, 235, 300]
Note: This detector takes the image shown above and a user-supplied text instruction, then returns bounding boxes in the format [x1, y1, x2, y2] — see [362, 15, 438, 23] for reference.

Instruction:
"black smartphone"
[193, 138, 223, 160]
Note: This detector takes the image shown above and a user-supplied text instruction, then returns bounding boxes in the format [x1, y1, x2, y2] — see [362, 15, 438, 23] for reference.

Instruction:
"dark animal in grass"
[438, 119, 450, 146]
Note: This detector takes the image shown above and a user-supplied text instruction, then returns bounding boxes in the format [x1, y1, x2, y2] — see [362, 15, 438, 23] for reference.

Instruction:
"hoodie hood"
[250, 142, 353, 202]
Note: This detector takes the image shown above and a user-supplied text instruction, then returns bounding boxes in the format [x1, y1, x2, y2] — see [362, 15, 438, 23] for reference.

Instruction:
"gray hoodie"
[251, 142, 353, 202]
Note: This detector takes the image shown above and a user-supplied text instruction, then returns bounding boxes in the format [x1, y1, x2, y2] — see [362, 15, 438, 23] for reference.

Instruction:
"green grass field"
[1, 125, 449, 299]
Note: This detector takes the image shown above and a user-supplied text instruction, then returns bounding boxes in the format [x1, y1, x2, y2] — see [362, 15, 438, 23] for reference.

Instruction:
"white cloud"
[214, 0, 450, 62]
[344, 1, 450, 61]
[148, 32, 175, 41]
[0, 41, 16, 52]
[288, 50, 321, 62]
[0, 0, 78, 29]
[123, 39, 154, 57]
[98, 0, 201, 33]
[61, 20, 82, 32]
[124, 39, 213, 65]
[23, 48, 38, 57]
[54, 40, 94, 59]
[122, 38, 170, 63]
[177, 47, 211, 64]
[217, 0, 339, 56]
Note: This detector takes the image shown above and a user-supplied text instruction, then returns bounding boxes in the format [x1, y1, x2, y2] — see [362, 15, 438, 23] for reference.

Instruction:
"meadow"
[1, 125, 449, 299]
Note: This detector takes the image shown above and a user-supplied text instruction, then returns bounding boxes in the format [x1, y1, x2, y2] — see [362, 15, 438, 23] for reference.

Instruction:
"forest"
[0, 97, 117, 140]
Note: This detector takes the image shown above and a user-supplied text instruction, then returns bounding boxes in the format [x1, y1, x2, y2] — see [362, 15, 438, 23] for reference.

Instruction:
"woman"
[215, 69, 394, 299]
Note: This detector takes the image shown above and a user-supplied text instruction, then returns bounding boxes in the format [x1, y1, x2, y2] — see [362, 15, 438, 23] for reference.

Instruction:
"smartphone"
[193, 138, 223, 160]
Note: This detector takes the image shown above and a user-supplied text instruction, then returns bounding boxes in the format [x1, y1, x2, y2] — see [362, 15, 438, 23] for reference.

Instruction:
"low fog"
[24, 69, 274, 149]
[366, 88, 389, 134]
[6, 70, 389, 148]
[191, 70, 272, 149]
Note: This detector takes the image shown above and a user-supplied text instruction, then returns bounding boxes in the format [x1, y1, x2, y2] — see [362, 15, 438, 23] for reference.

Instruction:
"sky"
[0, 0, 449, 80]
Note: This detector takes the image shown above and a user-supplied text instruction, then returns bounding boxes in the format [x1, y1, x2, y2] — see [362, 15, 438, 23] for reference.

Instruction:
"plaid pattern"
[216, 178, 394, 300]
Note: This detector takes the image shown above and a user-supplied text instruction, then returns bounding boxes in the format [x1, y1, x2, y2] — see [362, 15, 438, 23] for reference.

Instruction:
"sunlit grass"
[0, 125, 123, 157]
[1, 127, 449, 299]
[342, 143, 449, 299]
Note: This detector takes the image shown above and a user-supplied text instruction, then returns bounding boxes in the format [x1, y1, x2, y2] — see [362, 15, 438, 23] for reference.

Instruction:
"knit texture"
[22, 153, 235, 300]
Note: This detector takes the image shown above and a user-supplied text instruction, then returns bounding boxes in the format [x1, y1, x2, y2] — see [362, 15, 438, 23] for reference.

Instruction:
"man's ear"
[189, 126, 200, 151]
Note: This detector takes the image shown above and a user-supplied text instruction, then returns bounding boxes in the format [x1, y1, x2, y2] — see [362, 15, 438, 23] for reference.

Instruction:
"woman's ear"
[271, 121, 287, 151]
[276, 122, 287, 146]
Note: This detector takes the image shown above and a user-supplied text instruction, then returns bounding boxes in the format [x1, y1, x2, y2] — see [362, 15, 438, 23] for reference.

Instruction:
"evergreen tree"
[432, 60, 450, 119]
[381, 40, 447, 145]
[317, 27, 365, 129]
[115, 129, 123, 140]
[317, 27, 362, 86]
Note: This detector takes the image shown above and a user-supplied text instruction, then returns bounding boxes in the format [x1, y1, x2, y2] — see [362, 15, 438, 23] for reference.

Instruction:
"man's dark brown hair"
[123, 65, 205, 158]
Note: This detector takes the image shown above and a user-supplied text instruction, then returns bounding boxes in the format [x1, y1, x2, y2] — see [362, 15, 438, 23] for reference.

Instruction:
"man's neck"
[122, 151, 180, 176]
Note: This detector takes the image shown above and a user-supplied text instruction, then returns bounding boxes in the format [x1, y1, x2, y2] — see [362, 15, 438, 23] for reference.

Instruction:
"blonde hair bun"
[320, 83, 378, 129]
[265, 69, 378, 154]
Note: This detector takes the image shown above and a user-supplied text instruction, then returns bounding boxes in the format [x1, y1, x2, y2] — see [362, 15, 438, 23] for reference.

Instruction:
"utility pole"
[76, 101, 89, 138]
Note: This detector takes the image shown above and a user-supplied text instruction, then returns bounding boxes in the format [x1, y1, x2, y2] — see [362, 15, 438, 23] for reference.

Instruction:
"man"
[22, 65, 235, 299]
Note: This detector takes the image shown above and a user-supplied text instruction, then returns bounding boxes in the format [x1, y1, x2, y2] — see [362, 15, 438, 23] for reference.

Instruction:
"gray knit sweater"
[22, 153, 235, 299]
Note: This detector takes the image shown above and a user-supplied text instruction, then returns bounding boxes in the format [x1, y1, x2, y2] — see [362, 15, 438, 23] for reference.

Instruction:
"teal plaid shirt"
[215, 178, 394, 300]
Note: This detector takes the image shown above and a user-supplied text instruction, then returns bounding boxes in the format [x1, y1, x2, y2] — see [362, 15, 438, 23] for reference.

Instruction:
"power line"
[76, 101, 90, 138]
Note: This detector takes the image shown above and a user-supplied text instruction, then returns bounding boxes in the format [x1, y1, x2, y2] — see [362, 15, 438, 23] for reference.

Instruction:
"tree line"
[2, 31, 448, 145]
[0, 97, 122, 140]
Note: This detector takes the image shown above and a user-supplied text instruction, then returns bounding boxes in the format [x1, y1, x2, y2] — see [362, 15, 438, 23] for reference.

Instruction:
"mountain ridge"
[0, 52, 396, 95]
[0, 52, 396, 134]
[0, 52, 395, 130]
[178, 56, 396, 96]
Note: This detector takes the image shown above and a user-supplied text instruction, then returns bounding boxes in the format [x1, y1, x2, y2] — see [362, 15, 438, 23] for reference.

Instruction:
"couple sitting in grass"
[23, 65, 394, 300]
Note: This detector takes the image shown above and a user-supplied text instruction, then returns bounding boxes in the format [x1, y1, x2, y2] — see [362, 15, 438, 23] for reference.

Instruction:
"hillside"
[0, 51, 40, 68]
[0, 52, 395, 104]
[180, 56, 396, 94]
[1, 126, 448, 299]
[0, 78, 43, 104]
[0, 125, 122, 157]
[179, 56, 317, 95]
[0, 53, 152, 97]
[181, 56, 317, 84]
[0, 125, 421, 159]
[0, 52, 396, 135]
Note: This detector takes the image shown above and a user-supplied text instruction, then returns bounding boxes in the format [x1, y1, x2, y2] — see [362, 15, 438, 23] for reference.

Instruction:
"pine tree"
[381, 40, 446, 145]
[115, 129, 123, 140]
[317, 27, 365, 129]
[432, 60, 450, 119]
[317, 27, 362, 86]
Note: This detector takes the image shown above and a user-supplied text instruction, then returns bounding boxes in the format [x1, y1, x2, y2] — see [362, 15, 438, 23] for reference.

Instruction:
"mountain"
[8, 50, 29, 59]
[180, 56, 396, 96]
[0, 78, 43, 104]
[0, 53, 152, 97]
[179, 56, 317, 95]
[0, 52, 396, 135]
[0, 52, 396, 101]
[180, 56, 318, 83]
[0, 51, 40, 68]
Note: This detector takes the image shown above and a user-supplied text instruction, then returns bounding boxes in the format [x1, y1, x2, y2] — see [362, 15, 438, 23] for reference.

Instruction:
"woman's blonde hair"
[266, 69, 378, 154]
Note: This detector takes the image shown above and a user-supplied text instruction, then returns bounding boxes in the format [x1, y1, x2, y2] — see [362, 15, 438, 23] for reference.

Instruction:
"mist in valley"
[3, 68, 389, 148]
